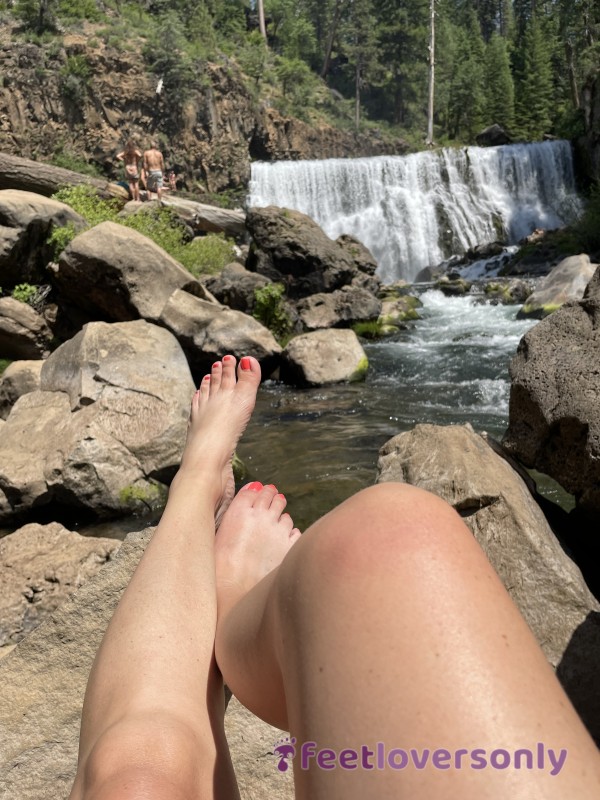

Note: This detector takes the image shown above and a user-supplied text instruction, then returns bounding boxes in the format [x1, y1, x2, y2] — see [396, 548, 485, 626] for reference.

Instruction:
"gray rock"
[0, 189, 86, 287]
[0, 359, 43, 418]
[205, 263, 271, 313]
[281, 329, 368, 386]
[476, 124, 512, 147]
[504, 265, 600, 516]
[517, 254, 597, 319]
[377, 423, 600, 741]
[159, 288, 282, 377]
[0, 527, 293, 800]
[50, 221, 210, 323]
[246, 206, 376, 298]
[0, 321, 193, 522]
[0, 522, 120, 655]
[0, 297, 54, 359]
[161, 196, 247, 237]
[296, 285, 381, 330]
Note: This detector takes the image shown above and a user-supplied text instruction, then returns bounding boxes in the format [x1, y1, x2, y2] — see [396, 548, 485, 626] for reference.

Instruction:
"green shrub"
[252, 282, 292, 341]
[58, 0, 101, 21]
[12, 283, 38, 305]
[51, 149, 102, 177]
[48, 221, 77, 257]
[59, 54, 91, 103]
[52, 184, 119, 226]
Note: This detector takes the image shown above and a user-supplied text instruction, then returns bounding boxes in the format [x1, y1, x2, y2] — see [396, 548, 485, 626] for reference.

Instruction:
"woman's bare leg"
[70, 355, 262, 800]
[215, 482, 600, 799]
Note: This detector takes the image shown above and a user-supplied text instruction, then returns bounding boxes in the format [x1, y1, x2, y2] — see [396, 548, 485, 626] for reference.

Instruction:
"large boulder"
[49, 221, 210, 323]
[0, 359, 43, 419]
[0, 527, 294, 800]
[475, 124, 512, 147]
[281, 329, 368, 386]
[204, 262, 271, 313]
[0, 189, 86, 286]
[377, 423, 600, 741]
[296, 285, 381, 330]
[0, 297, 53, 359]
[517, 254, 597, 319]
[0, 522, 120, 657]
[161, 196, 247, 237]
[503, 266, 600, 517]
[159, 288, 282, 377]
[0, 320, 194, 522]
[246, 206, 378, 298]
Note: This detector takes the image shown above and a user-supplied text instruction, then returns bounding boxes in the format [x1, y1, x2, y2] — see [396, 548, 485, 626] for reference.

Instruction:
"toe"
[254, 484, 278, 509]
[210, 361, 222, 395]
[270, 492, 287, 517]
[221, 355, 237, 389]
[191, 388, 201, 416]
[290, 527, 302, 541]
[236, 356, 262, 390]
[199, 374, 210, 403]
[279, 512, 294, 535]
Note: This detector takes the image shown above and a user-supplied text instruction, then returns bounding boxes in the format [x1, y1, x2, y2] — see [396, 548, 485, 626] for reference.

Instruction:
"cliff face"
[0, 25, 408, 195]
[580, 69, 600, 183]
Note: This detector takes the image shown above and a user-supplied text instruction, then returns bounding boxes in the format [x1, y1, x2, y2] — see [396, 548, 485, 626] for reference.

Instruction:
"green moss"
[119, 481, 167, 509]
[349, 355, 369, 382]
[232, 452, 247, 482]
[0, 359, 12, 375]
[352, 320, 389, 339]
[520, 302, 562, 319]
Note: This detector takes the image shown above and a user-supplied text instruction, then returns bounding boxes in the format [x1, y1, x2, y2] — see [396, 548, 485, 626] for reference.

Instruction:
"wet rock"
[281, 329, 368, 386]
[296, 285, 381, 330]
[517, 254, 597, 319]
[377, 422, 600, 741]
[434, 275, 472, 295]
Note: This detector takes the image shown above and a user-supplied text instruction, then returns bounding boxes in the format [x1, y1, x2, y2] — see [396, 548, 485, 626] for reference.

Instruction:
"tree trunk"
[355, 60, 361, 130]
[257, 0, 267, 41]
[321, 0, 343, 79]
[564, 40, 580, 110]
[0, 152, 129, 200]
[426, 0, 435, 146]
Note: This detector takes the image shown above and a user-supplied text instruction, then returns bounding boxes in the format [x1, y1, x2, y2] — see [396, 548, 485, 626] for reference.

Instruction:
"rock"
[281, 329, 368, 386]
[434, 275, 472, 295]
[0, 522, 120, 656]
[246, 206, 375, 299]
[159, 288, 282, 377]
[0, 359, 43, 419]
[475, 124, 512, 147]
[503, 266, 600, 517]
[336, 233, 379, 276]
[50, 221, 210, 323]
[377, 423, 600, 741]
[296, 285, 381, 330]
[516, 254, 597, 319]
[0, 189, 86, 286]
[482, 279, 534, 305]
[161, 196, 247, 237]
[205, 263, 271, 314]
[378, 295, 422, 327]
[0, 297, 54, 359]
[0, 526, 293, 800]
[0, 320, 193, 522]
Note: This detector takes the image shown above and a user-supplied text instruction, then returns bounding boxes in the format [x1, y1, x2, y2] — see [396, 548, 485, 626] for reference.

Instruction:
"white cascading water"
[248, 140, 583, 282]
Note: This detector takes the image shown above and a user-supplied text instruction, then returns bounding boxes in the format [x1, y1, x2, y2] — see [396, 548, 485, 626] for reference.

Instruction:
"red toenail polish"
[203, 375, 210, 381]
[212, 362, 220, 369]
[223, 355, 233, 361]
[240, 357, 251, 371]
[245, 481, 263, 491]
[277, 493, 285, 500]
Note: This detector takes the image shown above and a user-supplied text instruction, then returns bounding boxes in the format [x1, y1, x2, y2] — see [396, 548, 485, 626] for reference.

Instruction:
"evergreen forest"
[5, 0, 600, 147]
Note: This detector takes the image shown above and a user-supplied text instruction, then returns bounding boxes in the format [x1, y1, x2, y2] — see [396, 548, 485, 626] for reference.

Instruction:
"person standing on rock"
[143, 140, 165, 201]
[116, 139, 142, 202]
[70, 357, 600, 800]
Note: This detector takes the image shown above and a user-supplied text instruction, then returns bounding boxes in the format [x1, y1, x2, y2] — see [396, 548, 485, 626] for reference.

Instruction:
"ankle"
[170, 469, 222, 509]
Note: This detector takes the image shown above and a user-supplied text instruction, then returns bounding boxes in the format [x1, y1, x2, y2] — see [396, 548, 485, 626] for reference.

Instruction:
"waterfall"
[248, 141, 583, 282]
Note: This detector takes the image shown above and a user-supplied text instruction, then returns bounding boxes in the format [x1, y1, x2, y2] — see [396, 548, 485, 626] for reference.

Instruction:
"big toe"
[236, 356, 261, 391]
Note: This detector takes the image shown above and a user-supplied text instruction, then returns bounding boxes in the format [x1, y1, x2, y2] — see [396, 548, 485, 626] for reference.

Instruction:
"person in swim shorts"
[69, 356, 600, 800]
[143, 140, 165, 201]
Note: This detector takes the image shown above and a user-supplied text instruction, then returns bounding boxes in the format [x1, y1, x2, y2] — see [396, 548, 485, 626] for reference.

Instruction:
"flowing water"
[249, 140, 582, 282]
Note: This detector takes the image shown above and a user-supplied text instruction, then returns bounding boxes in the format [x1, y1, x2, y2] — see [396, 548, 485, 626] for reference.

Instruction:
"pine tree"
[484, 32, 515, 131]
[514, 13, 554, 140]
[447, 8, 486, 140]
[342, 0, 381, 128]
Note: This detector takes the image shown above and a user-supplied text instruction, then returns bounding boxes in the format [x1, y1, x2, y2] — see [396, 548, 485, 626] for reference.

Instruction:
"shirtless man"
[143, 141, 165, 201]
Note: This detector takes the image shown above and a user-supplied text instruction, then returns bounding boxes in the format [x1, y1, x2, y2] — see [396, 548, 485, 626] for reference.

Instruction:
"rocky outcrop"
[0, 26, 407, 195]
[0, 526, 294, 800]
[296, 285, 381, 330]
[0, 320, 193, 522]
[503, 266, 600, 518]
[159, 289, 282, 377]
[0, 522, 120, 656]
[50, 221, 208, 322]
[246, 206, 380, 299]
[0, 359, 43, 419]
[0, 188, 86, 286]
[281, 329, 368, 386]
[377, 423, 600, 741]
[517, 254, 597, 319]
[0, 297, 53, 359]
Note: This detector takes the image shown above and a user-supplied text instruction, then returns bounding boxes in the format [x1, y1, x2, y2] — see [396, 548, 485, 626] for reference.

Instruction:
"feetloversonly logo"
[273, 739, 567, 776]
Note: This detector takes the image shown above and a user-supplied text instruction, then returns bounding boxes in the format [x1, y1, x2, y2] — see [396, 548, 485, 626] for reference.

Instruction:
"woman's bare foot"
[215, 482, 301, 621]
[174, 355, 261, 521]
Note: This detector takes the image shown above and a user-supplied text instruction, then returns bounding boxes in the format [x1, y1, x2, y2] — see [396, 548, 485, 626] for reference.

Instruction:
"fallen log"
[0, 152, 129, 201]
[161, 196, 246, 237]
